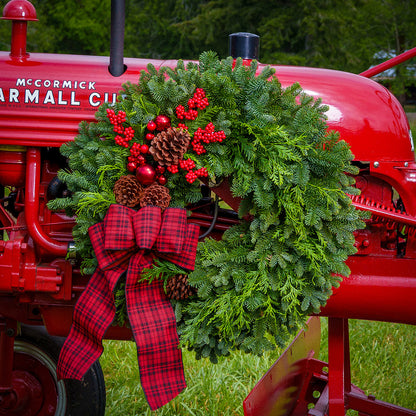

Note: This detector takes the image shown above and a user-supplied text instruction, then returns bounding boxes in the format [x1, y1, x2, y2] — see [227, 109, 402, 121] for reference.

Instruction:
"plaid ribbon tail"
[126, 253, 186, 410]
[57, 266, 124, 380]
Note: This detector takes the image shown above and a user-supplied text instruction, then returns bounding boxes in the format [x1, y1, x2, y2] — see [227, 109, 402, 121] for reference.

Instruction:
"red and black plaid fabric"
[57, 205, 200, 410]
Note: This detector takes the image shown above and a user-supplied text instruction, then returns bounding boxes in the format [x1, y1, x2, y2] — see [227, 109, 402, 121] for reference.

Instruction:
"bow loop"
[89, 222, 135, 271]
[159, 223, 200, 271]
[156, 208, 187, 254]
[104, 204, 136, 251]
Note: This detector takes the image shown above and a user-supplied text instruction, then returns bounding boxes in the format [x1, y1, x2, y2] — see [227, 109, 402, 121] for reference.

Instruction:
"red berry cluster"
[106, 109, 134, 148]
[185, 167, 209, 184]
[167, 165, 179, 174]
[179, 159, 196, 171]
[107, 108, 126, 125]
[176, 88, 210, 121]
[191, 122, 226, 155]
[169, 158, 209, 183]
[189, 88, 209, 110]
[127, 143, 149, 172]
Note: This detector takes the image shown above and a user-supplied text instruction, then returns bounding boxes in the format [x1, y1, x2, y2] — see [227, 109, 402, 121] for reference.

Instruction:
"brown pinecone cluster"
[113, 175, 142, 207]
[113, 176, 171, 211]
[165, 274, 196, 300]
[140, 183, 171, 211]
[149, 127, 190, 166]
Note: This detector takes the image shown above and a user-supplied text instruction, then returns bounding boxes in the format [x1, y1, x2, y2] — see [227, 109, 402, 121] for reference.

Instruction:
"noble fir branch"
[76, 191, 115, 219]
[140, 259, 188, 290]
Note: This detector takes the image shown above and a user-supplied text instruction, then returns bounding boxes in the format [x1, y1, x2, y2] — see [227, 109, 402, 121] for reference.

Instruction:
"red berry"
[147, 120, 157, 131]
[127, 161, 138, 172]
[137, 155, 146, 165]
[156, 165, 166, 174]
[140, 144, 149, 154]
[146, 133, 155, 141]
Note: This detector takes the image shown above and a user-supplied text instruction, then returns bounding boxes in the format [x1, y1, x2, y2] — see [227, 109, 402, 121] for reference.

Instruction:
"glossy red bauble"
[136, 164, 156, 185]
[157, 175, 167, 185]
[155, 115, 171, 131]
[140, 144, 149, 154]
[147, 120, 157, 131]
[146, 133, 155, 141]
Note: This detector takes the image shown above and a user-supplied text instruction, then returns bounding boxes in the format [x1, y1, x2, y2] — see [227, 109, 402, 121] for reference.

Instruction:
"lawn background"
[100, 318, 416, 415]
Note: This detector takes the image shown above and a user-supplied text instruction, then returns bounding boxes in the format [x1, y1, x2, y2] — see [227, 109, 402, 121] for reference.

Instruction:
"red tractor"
[0, 0, 415, 415]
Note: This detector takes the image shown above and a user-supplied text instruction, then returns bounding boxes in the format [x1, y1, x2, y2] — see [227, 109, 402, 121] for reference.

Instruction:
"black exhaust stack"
[109, 0, 126, 77]
[229, 32, 260, 60]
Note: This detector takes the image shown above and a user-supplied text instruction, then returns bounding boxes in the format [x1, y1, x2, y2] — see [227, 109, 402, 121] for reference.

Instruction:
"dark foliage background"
[1, 0, 416, 99]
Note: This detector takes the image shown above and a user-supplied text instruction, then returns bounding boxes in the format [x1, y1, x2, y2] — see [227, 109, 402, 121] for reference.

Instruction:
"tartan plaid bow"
[57, 204, 200, 410]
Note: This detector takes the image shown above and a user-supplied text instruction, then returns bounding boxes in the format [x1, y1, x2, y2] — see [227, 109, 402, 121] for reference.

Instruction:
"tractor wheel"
[0, 325, 106, 416]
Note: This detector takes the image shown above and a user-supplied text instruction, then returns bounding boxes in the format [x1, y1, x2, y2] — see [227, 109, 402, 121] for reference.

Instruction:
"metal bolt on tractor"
[0, 0, 416, 415]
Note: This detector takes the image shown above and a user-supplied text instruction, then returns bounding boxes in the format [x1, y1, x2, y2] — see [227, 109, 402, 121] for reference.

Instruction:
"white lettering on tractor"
[89, 92, 101, 107]
[57, 91, 67, 105]
[25, 89, 39, 104]
[15, 78, 98, 91]
[70, 91, 81, 106]
[43, 90, 55, 104]
[9, 89, 19, 102]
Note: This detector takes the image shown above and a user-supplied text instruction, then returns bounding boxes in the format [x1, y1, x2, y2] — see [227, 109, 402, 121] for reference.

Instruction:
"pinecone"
[140, 183, 171, 210]
[165, 274, 196, 300]
[113, 175, 142, 207]
[149, 127, 190, 166]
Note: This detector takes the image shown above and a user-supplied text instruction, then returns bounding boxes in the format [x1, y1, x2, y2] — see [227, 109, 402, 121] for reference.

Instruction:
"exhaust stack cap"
[2, 0, 38, 21]
[229, 32, 259, 60]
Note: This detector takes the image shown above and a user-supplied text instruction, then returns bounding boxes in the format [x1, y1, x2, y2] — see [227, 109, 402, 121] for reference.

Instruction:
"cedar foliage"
[48, 52, 365, 360]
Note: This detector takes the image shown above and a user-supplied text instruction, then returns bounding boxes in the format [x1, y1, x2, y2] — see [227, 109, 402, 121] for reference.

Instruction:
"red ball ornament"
[127, 161, 138, 172]
[147, 120, 157, 131]
[136, 164, 156, 185]
[155, 114, 171, 131]
[157, 175, 167, 185]
[146, 133, 155, 141]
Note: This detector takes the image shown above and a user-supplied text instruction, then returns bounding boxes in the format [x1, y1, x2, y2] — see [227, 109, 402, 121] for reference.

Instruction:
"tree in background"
[0, 0, 111, 55]
[124, 0, 204, 59]
[1, 0, 416, 101]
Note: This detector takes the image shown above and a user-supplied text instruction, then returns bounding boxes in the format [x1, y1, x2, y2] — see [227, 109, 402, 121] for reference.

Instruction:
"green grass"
[100, 340, 279, 415]
[100, 319, 416, 415]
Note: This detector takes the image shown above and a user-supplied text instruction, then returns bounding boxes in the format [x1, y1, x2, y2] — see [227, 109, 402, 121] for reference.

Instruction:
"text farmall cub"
[0, 1, 416, 415]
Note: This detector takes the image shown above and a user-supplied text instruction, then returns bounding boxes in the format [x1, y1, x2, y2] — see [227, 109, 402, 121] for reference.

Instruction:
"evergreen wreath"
[48, 52, 365, 362]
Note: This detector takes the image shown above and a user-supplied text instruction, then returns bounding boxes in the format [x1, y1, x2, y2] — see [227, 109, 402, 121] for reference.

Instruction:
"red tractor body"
[1, 1, 416, 415]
